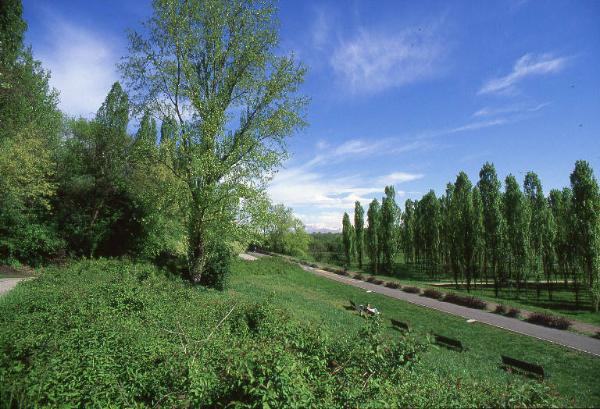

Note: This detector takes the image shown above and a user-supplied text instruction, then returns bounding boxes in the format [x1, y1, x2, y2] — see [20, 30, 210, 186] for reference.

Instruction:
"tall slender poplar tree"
[366, 199, 381, 272]
[570, 161, 600, 312]
[354, 201, 365, 269]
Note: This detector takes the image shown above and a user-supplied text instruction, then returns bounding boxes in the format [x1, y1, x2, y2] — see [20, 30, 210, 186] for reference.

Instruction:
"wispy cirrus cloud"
[267, 139, 424, 230]
[478, 53, 568, 95]
[36, 13, 119, 117]
[473, 102, 550, 117]
[330, 24, 446, 94]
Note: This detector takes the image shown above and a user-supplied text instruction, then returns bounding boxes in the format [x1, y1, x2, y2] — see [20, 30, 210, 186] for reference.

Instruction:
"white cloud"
[330, 26, 444, 93]
[37, 15, 119, 117]
[334, 139, 383, 155]
[267, 138, 422, 230]
[447, 118, 509, 133]
[377, 172, 423, 185]
[473, 102, 550, 117]
[478, 53, 568, 95]
[311, 7, 330, 50]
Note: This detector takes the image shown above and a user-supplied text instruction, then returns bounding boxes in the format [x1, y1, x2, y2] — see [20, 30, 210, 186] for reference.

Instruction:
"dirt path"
[299, 264, 600, 357]
[0, 278, 27, 296]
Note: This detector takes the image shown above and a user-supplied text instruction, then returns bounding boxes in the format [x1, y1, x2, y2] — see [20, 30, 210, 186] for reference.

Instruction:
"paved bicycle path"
[299, 264, 600, 357]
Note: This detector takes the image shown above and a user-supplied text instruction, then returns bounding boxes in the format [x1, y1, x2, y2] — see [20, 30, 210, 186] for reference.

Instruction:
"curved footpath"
[298, 263, 600, 358]
[0, 278, 27, 296]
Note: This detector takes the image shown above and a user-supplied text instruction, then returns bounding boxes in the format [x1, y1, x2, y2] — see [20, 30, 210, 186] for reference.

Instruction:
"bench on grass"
[433, 334, 464, 352]
[501, 355, 545, 379]
[391, 319, 410, 332]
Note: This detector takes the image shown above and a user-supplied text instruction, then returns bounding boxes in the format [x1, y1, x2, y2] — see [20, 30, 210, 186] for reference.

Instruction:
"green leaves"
[120, 0, 308, 283]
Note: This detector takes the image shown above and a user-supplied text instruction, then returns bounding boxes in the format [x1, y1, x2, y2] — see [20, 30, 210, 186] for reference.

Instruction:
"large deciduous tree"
[0, 0, 63, 264]
[120, 0, 307, 284]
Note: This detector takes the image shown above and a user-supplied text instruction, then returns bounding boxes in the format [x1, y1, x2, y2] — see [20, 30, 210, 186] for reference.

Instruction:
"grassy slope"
[230, 257, 600, 407]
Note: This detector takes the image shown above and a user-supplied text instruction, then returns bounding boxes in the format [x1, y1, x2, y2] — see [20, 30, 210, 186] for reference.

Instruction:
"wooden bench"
[433, 334, 464, 351]
[391, 319, 410, 332]
[501, 355, 545, 379]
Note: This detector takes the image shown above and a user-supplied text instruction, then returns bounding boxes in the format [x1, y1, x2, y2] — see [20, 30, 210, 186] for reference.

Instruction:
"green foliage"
[354, 201, 365, 269]
[570, 160, 600, 311]
[261, 203, 310, 258]
[380, 186, 399, 274]
[478, 162, 505, 296]
[367, 199, 381, 272]
[342, 212, 353, 268]
[120, 0, 308, 284]
[0, 259, 559, 408]
[0, 0, 63, 265]
[503, 174, 531, 295]
[307, 232, 344, 265]
[199, 239, 232, 290]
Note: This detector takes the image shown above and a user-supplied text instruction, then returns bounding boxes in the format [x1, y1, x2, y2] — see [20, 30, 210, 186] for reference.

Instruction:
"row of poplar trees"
[342, 162, 600, 312]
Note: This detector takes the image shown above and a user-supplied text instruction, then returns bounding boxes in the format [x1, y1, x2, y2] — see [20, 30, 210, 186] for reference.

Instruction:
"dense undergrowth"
[0, 259, 558, 407]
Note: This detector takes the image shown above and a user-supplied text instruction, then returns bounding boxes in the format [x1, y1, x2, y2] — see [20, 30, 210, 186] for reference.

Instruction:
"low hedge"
[422, 288, 443, 299]
[385, 282, 401, 289]
[443, 293, 487, 309]
[526, 312, 572, 330]
[402, 286, 421, 294]
[507, 307, 521, 318]
[354, 273, 365, 280]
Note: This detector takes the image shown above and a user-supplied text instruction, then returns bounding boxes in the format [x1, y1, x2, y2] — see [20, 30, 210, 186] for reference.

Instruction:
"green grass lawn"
[231, 257, 600, 407]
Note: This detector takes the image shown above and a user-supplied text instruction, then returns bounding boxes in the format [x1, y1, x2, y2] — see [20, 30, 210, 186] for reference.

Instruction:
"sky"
[23, 0, 600, 231]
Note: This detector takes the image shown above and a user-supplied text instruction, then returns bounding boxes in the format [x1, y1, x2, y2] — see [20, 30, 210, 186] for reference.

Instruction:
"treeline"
[0, 0, 307, 289]
[343, 162, 600, 312]
[257, 204, 310, 258]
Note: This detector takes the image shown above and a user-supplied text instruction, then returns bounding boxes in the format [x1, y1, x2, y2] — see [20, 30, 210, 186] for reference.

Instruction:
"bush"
[385, 281, 400, 289]
[403, 286, 421, 294]
[372, 279, 384, 285]
[494, 304, 507, 314]
[199, 240, 232, 290]
[442, 293, 487, 309]
[366, 276, 376, 283]
[336, 270, 349, 276]
[422, 288, 443, 299]
[507, 307, 521, 318]
[526, 312, 572, 330]
[354, 273, 364, 280]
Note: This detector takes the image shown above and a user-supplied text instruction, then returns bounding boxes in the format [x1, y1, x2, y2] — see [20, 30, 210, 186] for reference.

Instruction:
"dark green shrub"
[443, 293, 487, 309]
[526, 312, 571, 330]
[422, 288, 443, 299]
[199, 240, 232, 290]
[507, 307, 521, 318]
[403, 286, 421, 294]
[385, 281, 400, 289]
[494, 304, 507, 314]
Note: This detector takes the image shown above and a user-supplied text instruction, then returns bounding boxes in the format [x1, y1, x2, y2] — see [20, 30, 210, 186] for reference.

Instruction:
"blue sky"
[23, 0, 600, 231]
